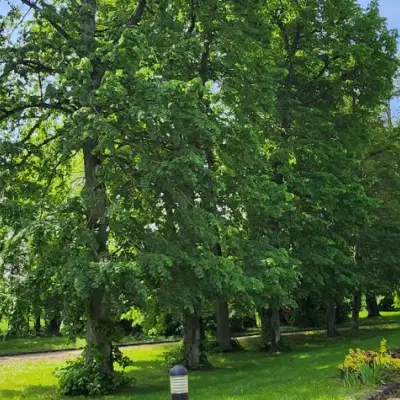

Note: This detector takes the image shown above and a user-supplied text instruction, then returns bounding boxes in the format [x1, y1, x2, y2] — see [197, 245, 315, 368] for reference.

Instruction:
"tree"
[265, 0, 398, 337]
[1, 0, 148, 392]
[0, 0, 399, 394]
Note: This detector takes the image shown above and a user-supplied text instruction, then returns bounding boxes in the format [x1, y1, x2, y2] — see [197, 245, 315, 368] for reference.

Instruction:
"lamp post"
[169, 365, 189, 400]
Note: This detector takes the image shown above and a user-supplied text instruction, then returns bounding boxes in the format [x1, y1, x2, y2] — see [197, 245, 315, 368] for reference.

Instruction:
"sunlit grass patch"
[1, 324, 400, 399]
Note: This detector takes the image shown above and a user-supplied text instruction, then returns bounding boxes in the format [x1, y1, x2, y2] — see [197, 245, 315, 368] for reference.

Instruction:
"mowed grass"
[0, 336, 86, 356]
[0, 335, 177, 357]
[358, 310, 400, 326]
[1, 311, 399, 357]
[1, 324, 400, 400]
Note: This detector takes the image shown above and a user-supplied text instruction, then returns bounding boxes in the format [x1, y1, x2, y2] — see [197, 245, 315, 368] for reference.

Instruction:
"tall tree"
[1, 0, 148, 392]
[265, 0, 398, 337]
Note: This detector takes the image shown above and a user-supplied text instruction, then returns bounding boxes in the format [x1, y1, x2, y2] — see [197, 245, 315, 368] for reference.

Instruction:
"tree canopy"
[0, 0, 399, 395]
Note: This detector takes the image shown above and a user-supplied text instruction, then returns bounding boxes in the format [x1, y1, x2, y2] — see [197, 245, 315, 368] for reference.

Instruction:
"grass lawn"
[1, 323, 400, 399]
[0, 320, 7, 335]
[0, 335, 178, 357]
[0, 311, 399, 358]
[0, 336, 86, 356]
[358, 310, 400, 326]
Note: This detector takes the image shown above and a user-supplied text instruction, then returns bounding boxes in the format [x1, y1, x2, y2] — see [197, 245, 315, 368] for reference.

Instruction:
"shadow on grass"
[0, 325, 397, 399]
[0, 386, 57, 399]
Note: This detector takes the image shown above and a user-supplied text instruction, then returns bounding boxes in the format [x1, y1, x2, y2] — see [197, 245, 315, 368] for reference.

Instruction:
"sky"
[358, 0, 400, 32]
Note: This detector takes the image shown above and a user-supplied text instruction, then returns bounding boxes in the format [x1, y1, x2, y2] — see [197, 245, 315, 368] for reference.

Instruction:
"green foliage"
[163, 341, 211, 371]
[206, 337, 244, 354]
[0, 0, 399, 390]
[163, 341, 185, 370]
[56, 347, 133, 396]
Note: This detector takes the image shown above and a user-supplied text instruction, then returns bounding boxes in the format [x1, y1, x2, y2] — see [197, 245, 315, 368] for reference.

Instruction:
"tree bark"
[85, 289, 113, 374]
[351, 292, 361, 329]
[83, 138, 113, 374]
[45, 317, 61, 335]
[78, 0, 147, 375]
[34, 313, 41, 334]
[78, 0, 113, 373]
[183, 312, 201, 369]
[259, 307, 281, 352]
[269, 308, 281, 352]
[216, 300, 231, 352]
[366, 294, 380, 318]
[326, 300, 338, 337]
[259, 307, 269, 348]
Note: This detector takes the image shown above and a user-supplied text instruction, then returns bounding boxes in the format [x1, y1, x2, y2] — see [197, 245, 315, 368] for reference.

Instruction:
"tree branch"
[44, 149, 79, 191]
[20, 114, 49, 144]
[111, 0, 146, 45]
[199, 41, 211, 85]
[364, 146, 391, 161]
[127, 0, 146, 27]
[296, 54, 341, 98]
[290, 21, 301, 57]
[20, 0, 72, 42]
[18, 59, 55, 73]
[275, 16, 290, 55]
[0, 102, 71, 122]
[14, 131, 63, 167]
[186, 0, 196, 35]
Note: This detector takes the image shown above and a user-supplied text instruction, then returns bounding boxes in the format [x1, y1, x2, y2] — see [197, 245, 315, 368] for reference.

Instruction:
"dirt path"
[0, 341, 175, 364]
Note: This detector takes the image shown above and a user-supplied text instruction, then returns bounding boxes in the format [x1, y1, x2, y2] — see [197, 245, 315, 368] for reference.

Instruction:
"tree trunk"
[183, 312, 201, 369]
[351, 292, 361, 329]
[269, 308, 281, 352]
[216, 300, 231, 352]
[45, 317, 61, 335]
[366, 294, 380, 318]
[259, 307, 269, 349]
[326, 301, 338, 337]
[259, 307, 281, 352]
[83, 137, 112, 374]
[387, 100, 393, 128]
[85, 289, 113, 374]
[34, 313, 41, 334]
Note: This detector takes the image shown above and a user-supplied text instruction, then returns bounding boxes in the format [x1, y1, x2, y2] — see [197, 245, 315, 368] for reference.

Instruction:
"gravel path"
[0, 341, 173, 364]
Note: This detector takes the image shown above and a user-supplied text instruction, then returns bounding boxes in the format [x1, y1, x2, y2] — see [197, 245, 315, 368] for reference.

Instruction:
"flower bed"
[341, 339, 400, 386]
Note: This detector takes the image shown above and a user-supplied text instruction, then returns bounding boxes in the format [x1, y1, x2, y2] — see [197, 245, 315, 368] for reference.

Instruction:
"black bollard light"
[169, 364, 189, 400]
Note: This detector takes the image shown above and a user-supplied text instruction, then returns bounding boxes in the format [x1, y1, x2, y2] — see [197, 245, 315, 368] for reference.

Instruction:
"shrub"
[380, 296, 394, 311]
[56, 346, 134, 396]
[205, 337, 244, 353]
[340, 339, 400, 386]
[164, 341, 185, 369]
[163, 341, 211, 370]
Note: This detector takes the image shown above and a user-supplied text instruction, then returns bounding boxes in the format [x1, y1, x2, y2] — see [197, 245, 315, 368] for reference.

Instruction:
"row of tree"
[1, 0, 400, 395]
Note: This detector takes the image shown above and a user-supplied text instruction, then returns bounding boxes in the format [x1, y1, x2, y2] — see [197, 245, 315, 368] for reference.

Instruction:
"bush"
[230, 314, 256, 333]
[380, 296, 394, 311]
[164, 341, 185, 369]
[340, 339, 400, 386]
[205, 337, 244, 353]
[56, 347, 134, 396]
[117, 318, 143, 336]
[163, 342, 211, 370]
